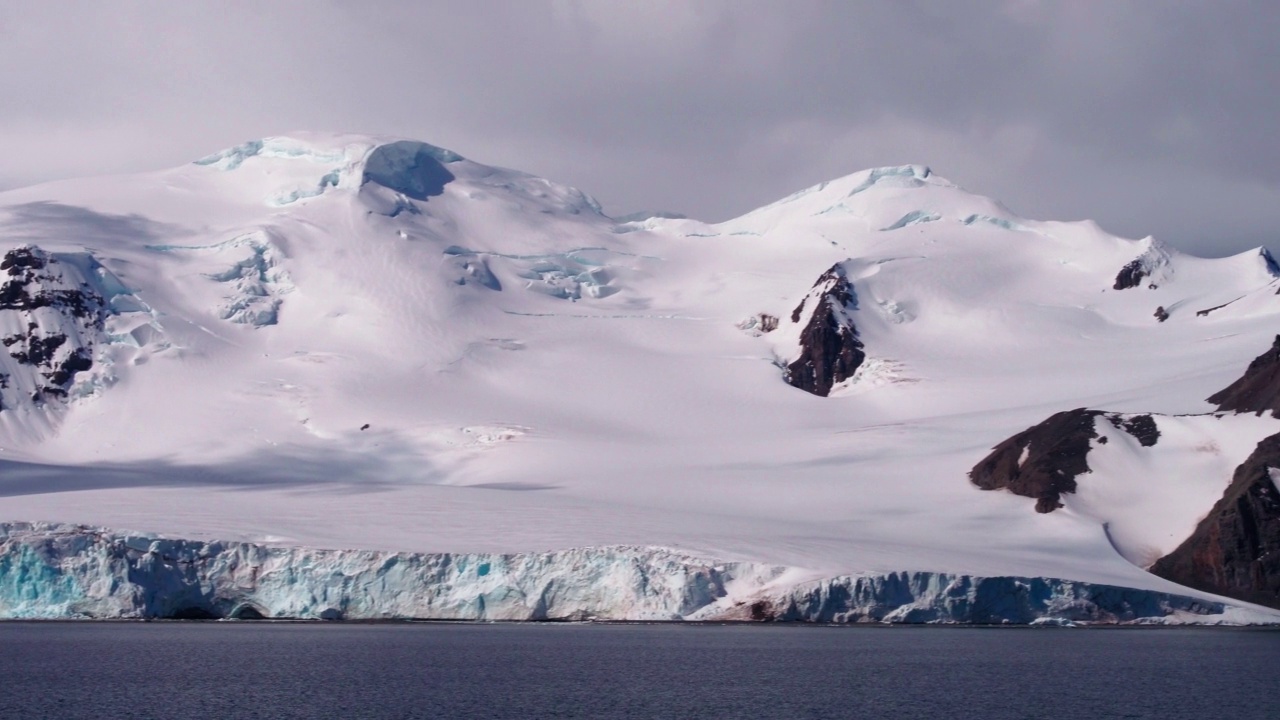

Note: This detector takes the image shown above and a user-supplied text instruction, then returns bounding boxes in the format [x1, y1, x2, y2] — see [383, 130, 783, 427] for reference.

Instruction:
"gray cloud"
[1, 1, 1278, 256]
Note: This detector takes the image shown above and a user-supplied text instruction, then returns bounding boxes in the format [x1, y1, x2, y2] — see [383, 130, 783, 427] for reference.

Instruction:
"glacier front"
[1, 523, 1270, 625]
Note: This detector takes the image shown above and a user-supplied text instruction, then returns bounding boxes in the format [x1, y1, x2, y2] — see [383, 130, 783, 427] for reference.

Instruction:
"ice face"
[442, 246, 631, 301]
[0, 524, 749, 621]
[269, 171, 343, 207]
[961, 214, 1028, 231]
[194, 140, 266, 170]
[845, 165, 934, 196]
[722, 572, 1229, 624]
[362, 141, 460, 201]
[193, 137, 351, 171]
[0, 524, 1260, 624]
[882, 210, 942, 231]
[148, 232, 293, 327]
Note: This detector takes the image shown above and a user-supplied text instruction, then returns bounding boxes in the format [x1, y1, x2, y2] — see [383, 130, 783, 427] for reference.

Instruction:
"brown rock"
[1113, 257, 1148, 290]
[784, 264, 865, 397]
[1150, 432, 1280, 609]
[1206, 335, 1280, 416]
[969, 409, 1102, 513]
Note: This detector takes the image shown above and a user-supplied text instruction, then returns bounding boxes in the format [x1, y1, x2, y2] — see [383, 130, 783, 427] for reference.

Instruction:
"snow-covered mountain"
[2, 133, 1278, 622]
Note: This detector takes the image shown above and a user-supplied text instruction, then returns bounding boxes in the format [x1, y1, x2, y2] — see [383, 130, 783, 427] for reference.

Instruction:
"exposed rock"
[1112, 414, 1160, 447]
[1263, 247, 1280, 275]
[1207, 335, 1280, 416]
[1, 246, 47, 275]
[1150, 432, 1280, 610]
[784, 263, 865, 397]
[969, 408, 1101, 513]
[0, 248, 102, 320]
[972, 410, 1168, 512]
[45, 347, 93, 386]
[1112, 243, 1171, 291]
[1196, 298, 1241, 317]
[737, 313, 778, 336]
[1113, 258, 1149, 290]
[789, 297, 806, 323]
[0, 245, 108, 409]
[9, 333, 67, 367]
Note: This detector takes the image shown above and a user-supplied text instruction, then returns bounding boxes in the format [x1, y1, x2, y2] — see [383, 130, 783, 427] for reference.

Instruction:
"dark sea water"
[1, 622, 1277, 720]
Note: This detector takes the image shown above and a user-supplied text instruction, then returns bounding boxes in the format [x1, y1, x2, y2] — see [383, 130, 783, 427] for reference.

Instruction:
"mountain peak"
[182, 134, 605, 218]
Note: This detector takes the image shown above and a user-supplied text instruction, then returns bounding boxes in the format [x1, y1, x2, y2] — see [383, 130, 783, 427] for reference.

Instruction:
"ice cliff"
[720, 572, 1233, 625]
[1, 523, 1267, 624]
[0, 523, 755, 621]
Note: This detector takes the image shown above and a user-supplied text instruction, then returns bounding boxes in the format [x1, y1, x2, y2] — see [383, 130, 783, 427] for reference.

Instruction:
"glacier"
[728, 572, 1240, 625]
[7, 132, 1280, 622]
[0, 523, 1268, 625]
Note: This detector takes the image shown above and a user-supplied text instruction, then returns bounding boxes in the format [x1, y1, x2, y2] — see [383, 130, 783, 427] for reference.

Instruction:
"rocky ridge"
[1207, 334, 1280, 416]
[1149, 434, 1280, 609]
[784, 263, 865, 397]
[971, 335, 1280, 609]
[0, 246, 105, 408]
[969, 409, 1160, 513]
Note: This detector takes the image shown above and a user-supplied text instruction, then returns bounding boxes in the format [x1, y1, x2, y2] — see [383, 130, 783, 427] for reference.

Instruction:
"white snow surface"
[2, 133, 1280, 615]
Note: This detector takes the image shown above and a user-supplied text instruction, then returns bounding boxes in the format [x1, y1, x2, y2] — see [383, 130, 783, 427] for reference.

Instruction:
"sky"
[1, 1, 1278, 256]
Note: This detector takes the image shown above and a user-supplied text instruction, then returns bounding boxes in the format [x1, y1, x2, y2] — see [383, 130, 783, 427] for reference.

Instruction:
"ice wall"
[0, 523, 751, 621]
[0, 524, 1268, 624]
[716, 572, 1236, 625]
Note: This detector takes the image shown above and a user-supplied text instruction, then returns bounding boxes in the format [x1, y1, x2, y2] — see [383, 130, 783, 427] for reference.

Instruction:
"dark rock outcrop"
[0, 246, 107, 408]
[1150, 432, 1280, 610]
[784, 264, 865, 397]
[969, 408, 1101, 513]
[1207, 335, 1280, 416]
[971, 410, 1167, 513]
[1112, 244, 1171, 292]
[1196, 297, 1242, 317]
[1112, 414, 1160, 447]
[1113, 258, 1149, 290]
[46, 347, 93, 387]
[1262, 247, 1280, 275]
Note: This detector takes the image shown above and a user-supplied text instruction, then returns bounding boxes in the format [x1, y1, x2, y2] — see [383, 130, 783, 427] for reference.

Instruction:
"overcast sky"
[2, 1, 1278, 256]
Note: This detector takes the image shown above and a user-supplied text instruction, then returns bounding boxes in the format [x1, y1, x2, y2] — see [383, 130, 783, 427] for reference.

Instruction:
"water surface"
[2, 623, 1276, 719]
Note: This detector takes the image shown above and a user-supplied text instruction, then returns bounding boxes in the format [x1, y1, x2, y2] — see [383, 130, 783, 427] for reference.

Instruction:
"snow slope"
[2, 133, 1279, 620]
